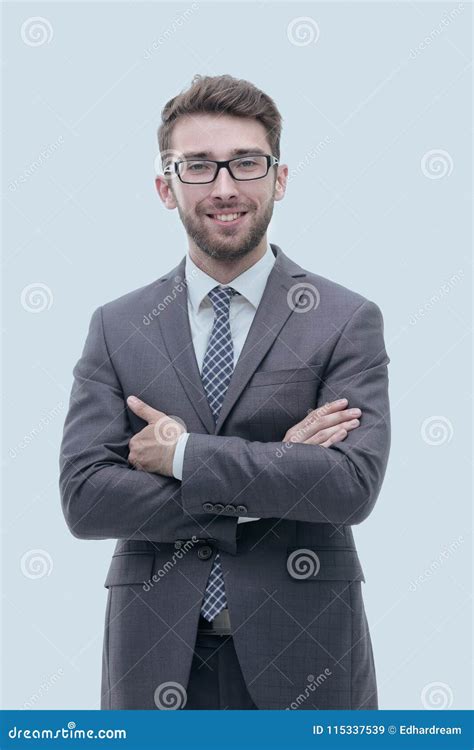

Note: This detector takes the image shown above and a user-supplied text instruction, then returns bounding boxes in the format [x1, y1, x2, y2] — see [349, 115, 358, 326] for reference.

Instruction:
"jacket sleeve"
[59, 306, 237, 550]
[181, 299, 391, 526]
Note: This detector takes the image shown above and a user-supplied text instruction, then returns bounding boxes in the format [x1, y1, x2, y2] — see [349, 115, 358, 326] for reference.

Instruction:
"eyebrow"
[181, 147, 267, 159]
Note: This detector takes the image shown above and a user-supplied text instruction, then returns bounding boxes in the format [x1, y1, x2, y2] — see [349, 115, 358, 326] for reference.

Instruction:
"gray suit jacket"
[59, 243, 391, 710]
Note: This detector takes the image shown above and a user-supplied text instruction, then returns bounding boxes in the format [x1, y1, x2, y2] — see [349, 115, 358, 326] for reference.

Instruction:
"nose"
[208, 165, 238, 201]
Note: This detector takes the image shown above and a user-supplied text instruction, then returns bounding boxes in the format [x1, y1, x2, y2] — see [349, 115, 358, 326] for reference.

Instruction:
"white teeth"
[212, 212, 243, 222]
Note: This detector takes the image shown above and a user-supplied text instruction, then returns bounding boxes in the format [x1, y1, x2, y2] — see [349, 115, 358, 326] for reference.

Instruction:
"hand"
[282, 398, 361, 448]
[126, 396, 186, 477]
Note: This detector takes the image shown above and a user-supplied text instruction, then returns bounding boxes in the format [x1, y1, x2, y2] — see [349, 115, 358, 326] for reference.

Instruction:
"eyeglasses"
[164, 154, 279, 184]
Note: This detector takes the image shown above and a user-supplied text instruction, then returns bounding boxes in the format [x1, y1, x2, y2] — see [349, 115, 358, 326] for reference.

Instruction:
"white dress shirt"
[172, 241, 276, 523]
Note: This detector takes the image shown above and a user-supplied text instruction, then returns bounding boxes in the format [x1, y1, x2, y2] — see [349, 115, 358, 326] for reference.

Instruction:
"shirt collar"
[185, 242, 276, 312]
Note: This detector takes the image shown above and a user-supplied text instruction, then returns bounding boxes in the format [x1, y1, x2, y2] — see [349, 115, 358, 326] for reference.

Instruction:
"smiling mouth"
[206, 211, 248, 226]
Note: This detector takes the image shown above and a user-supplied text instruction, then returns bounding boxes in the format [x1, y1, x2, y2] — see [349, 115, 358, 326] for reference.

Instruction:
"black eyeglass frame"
[164, 154, 279, 184]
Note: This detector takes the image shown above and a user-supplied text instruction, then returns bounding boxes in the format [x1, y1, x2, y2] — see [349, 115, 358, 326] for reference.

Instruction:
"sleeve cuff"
[172, 431, 189, 480]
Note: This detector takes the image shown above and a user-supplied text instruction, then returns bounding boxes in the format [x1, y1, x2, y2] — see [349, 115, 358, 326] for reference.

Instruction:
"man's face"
[156, 114, 287, 262]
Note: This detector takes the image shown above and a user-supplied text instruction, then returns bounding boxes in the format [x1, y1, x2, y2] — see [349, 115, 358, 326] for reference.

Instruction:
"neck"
[188, 237, 268, 284]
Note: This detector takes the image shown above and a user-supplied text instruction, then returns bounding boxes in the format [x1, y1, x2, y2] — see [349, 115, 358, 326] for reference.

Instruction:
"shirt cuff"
[172, 432, 189, 480]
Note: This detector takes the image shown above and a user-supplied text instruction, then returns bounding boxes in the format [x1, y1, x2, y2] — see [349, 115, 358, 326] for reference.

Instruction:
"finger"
[283, 402, 343, 441]
[303, 419, 359, 446]
[127, 395, 164, 424]
[285, 407, 360, 443]
[320, 428, 348, 448]
[307, 418, 360, 445]
[293, 399, 349, 433]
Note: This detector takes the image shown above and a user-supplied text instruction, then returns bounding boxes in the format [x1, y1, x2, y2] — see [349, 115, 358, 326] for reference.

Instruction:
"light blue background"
[2, 1, 472, 710]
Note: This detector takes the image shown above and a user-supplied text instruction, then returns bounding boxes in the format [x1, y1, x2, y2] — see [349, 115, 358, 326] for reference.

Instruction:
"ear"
[273, 164, 288, 203]
[155, 175, 178, 209]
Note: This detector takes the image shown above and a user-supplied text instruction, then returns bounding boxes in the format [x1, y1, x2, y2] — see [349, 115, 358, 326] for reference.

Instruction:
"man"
[59, 74, 391, 710]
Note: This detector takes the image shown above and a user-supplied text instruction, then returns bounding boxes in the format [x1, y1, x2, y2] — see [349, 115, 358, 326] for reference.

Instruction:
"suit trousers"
[183, 631, 258, 710]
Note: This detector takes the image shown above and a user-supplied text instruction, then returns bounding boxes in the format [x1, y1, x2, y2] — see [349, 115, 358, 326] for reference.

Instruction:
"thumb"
[127, 395, 163, 424]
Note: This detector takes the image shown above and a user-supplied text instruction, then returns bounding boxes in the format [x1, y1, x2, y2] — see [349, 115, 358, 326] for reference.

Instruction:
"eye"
[188, 162, 211, 171]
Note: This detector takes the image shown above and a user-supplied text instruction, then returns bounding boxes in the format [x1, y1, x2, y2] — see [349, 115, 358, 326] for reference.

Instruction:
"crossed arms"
[59, 300, 390, 547]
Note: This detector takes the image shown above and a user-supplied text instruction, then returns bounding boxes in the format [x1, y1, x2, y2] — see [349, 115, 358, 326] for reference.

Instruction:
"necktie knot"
[207, 286, 240, 316]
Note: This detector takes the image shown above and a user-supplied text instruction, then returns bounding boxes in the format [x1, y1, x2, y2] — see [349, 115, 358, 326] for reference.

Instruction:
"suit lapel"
[155, 243, 308, 435]
[214, 244, 307, 434]
[155, 257, 216, 434]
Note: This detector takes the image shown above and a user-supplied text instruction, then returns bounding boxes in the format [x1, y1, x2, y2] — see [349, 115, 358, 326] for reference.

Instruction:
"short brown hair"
[158, 74, 282, 169]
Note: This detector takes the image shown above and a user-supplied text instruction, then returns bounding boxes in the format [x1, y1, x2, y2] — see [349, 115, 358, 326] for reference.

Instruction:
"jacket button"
[202, 502, 214, 511]
[174, 541, 183, 550]
[197, 545, 213, 560]
[224, 504, 236, 513]
[236, 505, 248, 514]
[214, 503, 224, 512]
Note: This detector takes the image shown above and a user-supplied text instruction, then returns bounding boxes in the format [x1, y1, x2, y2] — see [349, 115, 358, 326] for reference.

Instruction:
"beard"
[175, 194, 275, 262]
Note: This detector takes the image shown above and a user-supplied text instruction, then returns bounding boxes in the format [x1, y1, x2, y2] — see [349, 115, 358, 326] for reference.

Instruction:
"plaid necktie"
[200, 285, 239, 621]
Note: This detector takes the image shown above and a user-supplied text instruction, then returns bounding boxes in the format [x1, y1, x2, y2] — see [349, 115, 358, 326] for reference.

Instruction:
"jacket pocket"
[104, 552, 155, 588]
[286, 547, 365, 582]
[249, 365, 322, 387]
